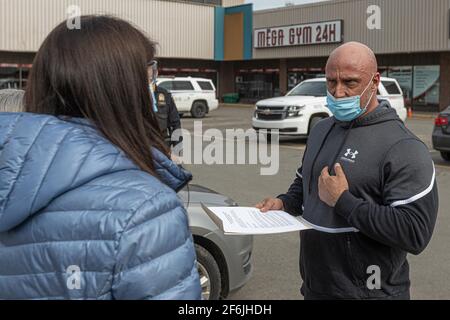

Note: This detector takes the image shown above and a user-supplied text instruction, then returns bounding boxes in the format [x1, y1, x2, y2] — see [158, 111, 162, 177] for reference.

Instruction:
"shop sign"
[254, 20, 342, 49]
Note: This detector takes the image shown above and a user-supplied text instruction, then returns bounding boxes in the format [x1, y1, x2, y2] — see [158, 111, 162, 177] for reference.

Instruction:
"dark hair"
[25, 15, 168, 176]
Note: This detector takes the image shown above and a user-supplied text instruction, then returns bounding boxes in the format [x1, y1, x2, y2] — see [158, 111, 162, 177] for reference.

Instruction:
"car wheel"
[191, 101, 207, 118]
[196, 244, 221, 300]
[309, 116, 324, 134]
[441, 151, 450, 161]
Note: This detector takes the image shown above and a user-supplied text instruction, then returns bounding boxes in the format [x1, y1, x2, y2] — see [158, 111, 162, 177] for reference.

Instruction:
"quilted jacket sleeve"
[111, 190, 201, 300]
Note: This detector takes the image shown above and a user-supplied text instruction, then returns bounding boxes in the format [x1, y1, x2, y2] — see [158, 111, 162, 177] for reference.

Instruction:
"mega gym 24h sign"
[254, 20, 343, 49]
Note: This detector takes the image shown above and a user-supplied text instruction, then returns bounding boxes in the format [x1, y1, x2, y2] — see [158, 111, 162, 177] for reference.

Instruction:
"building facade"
[0, 0, 222, 91]
[226, 0, 450, 112]
[1, 0, 450, 111]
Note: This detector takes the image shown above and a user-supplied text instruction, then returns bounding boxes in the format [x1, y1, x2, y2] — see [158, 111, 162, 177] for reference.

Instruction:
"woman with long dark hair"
[0, 15, 201, 299]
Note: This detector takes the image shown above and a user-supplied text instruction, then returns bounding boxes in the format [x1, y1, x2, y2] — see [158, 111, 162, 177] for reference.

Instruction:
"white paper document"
[201, 204, 313, 235]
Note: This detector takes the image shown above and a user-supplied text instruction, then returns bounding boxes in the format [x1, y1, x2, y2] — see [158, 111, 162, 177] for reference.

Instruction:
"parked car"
[432, 107, 450, 161]
[156, 77, 219, 118]
[252, 77, 407, 137]
[179, 184, 253, 300]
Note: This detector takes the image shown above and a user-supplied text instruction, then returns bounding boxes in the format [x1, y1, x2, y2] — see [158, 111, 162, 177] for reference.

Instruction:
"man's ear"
[373, 72, 381, 87]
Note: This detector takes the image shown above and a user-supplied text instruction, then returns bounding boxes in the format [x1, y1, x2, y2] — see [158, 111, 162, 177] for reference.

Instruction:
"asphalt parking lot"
[181, 106, 450, 300]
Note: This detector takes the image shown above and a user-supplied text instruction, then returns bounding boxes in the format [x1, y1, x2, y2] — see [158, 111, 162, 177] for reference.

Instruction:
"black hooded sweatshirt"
[278, 100, 438, 299]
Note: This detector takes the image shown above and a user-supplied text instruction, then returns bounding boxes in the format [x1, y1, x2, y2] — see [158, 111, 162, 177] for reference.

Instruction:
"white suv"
[156, 77, 219, 118]
[252, 77, 407, 136]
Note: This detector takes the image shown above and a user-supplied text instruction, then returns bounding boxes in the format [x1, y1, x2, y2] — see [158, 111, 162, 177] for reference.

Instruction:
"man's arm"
[167, 92, 181, 132]
[277, 166, 304, 216]
[166, 91, 182, 146]
[257, 146, 307, 214]
[334, 139, 438, 255]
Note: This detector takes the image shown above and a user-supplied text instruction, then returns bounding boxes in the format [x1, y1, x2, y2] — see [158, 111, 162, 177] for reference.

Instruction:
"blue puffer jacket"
[0, 113, 201, 300]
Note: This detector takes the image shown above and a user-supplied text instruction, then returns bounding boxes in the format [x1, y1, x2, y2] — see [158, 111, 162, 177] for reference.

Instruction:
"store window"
[235, 70, 279, 101]
[412, 65, 440, 109]
[0, 65, 29, 90]
[384, 65, 440, 110]
[385, 66, 413, 105]
[379, 67, 389, 77]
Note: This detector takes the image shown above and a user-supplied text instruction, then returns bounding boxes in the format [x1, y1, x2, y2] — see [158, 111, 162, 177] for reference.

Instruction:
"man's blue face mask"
[326, 75, 376, 122]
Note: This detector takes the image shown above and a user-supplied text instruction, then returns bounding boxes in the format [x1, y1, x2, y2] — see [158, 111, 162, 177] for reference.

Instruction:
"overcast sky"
[244, 0, 327, 10]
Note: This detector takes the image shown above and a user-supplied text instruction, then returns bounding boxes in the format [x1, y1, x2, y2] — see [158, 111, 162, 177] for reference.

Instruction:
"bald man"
[256, 42, 438, 300]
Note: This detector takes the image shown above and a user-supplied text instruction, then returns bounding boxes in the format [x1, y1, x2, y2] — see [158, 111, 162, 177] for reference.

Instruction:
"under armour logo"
[344, 149, 359, 159]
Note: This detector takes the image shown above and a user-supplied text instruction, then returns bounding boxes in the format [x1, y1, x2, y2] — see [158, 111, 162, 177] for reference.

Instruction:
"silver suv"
[179, 184, 253, 300]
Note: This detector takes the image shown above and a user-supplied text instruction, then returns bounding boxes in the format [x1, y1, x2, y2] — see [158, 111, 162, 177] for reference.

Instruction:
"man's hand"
[255, 197, 284, 212]
[318, 163, 349, 207]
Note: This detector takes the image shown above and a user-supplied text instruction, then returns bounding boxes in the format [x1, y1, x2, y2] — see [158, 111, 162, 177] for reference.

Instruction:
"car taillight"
[435, 116, 449, 127]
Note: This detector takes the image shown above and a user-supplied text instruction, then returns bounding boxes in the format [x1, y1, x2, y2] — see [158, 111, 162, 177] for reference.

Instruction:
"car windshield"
[287, 81, 327, 97]
[381, 80, 402, 95]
